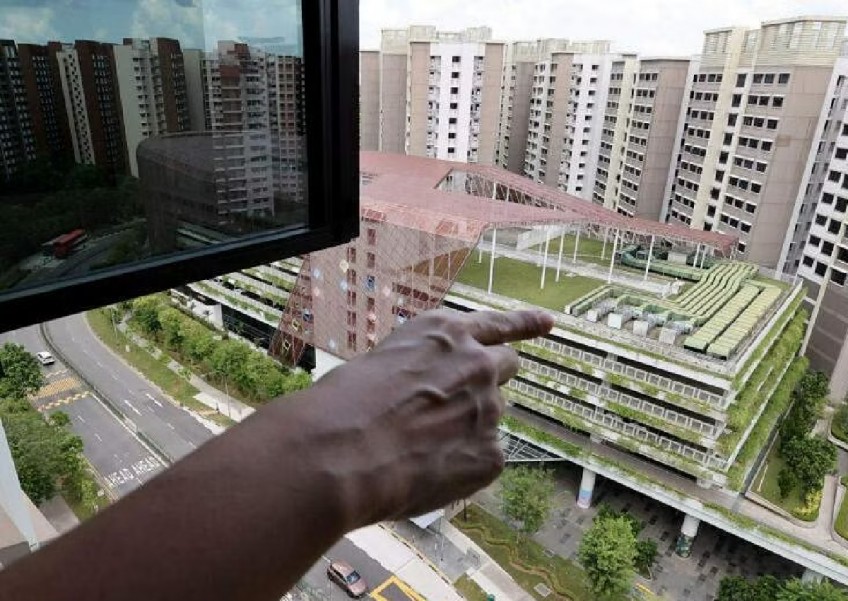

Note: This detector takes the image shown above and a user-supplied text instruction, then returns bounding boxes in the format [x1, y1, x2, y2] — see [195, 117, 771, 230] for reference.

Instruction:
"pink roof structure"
[271, 153, 737, 365]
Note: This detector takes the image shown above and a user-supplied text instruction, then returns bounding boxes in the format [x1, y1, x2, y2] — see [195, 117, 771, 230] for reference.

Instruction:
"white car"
[36, 351, 55, 366]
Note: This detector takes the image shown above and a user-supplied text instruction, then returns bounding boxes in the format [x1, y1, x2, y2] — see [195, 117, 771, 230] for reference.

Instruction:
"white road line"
[145, 393, 163, 408]
[111, 374, 119, 381]
[188, 441, 197, 449]
[95, 360, 104, 368]
[123, 399, 142, 416]
[167, 423, 175, 430]
[77, 415, 86, 423]
[94, 433, 103, 442]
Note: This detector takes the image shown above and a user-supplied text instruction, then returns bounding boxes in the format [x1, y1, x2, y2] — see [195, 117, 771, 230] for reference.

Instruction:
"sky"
[359, 0, 848, 55]
[0, 0, 846, 57]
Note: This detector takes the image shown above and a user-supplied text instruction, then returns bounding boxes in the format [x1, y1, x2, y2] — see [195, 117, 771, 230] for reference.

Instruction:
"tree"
[781, 371, 830, 448]
[498, 466, 555, 537]
[159, 308, 186, 350]
[634, 539, 658, 575]
[578, 515, 636, 599]
[594, 502, 642, 537]
[0, 343, 44, 399]
[0, 400, 85, 504]
[781, 436, 836, 494]
[776, 579, 848, 601]
[132, 296, 163, 337]
[796, 371, 829, 404]
[777, 467, 798, 500]
[717, 575, 753, 601]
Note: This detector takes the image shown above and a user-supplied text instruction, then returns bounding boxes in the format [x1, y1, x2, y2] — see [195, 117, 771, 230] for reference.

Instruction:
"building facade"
[664, 17, 847, 267]
[595, 56, 695, 219]
[56, 40, 128, 174]
[0, 40, 37, 180]
[792, 56, 848, 400]
[360, 26, 504, 164]
[114, 38, 191, 176]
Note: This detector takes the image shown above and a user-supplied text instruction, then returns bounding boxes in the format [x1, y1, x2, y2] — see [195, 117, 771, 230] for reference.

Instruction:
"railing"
[517, 355, 720, 439]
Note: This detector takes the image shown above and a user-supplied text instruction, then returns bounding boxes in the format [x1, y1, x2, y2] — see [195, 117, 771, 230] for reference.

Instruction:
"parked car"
[36, 351, 55, 366]
[327, 561, 368, 598]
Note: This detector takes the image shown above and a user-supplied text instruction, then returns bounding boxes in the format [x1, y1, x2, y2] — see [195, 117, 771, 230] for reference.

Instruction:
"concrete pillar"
[556, 230, 565, 282]
[540, 228, 551, 290]
[692, 244, 700, 268]
[487, 229, 497, 295]
[573, 228, 581, 264]
[699, 247, 708, 269]
[675, 514, 700, 558]
[801, 568, 825, 584]
[601, 228, 609, 260]
[644, 235, 655, 281]
[577, 468, 596, 509]
[607, 229, 620, 285]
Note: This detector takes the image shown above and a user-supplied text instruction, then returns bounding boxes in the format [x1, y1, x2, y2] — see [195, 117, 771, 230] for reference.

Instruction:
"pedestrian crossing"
[37, 392, 89, 413]
[31, 376, 82, 400]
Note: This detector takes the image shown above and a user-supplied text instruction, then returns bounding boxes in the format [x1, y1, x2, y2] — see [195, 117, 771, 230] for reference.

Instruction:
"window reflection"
[0, 0, 307, 295]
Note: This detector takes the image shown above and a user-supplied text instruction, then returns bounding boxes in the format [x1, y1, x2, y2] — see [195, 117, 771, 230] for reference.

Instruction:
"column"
[801, 568, 824, 584]
[487, 229, 497, 295]
[692, 244, 700, 269]
[540, 228, 551, 290]
[577, 468, 596, 509]
[607, 229, 620, 285]
[556, 230, 565, 282]
[644, 235, 655, 281]
[601, 228, 609, 260]
[572, 228, 581, 264]
[675, 514, 700, 558]
[699, 247, 708, 269]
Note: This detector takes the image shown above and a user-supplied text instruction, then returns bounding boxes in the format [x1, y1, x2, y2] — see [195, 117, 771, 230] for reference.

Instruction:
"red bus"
[49, 229, 88, 259]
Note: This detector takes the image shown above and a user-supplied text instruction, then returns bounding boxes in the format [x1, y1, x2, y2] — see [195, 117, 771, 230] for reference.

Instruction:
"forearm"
[0, 391, 347, 601]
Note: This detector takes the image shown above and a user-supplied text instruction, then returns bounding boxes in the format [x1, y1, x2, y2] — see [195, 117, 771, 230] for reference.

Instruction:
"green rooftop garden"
[456, 251, 604, 311]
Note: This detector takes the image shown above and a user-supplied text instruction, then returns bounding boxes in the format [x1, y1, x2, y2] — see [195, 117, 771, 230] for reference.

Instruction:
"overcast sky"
[1, 0, 845, 58]
[360, 0, 848, 55]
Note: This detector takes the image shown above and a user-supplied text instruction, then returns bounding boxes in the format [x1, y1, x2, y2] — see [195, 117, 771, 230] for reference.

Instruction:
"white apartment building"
[523, 42, 615, 199]
[594, 56, 696, 219]
[664, 17, 847, 267]
[114, 38, 190, 176]
[789, 55, 848, 399]
[360, 26, 503, 164]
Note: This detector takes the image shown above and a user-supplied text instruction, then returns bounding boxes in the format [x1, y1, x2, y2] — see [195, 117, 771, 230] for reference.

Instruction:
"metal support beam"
[644, 235, 655, 281]
[556, 230, 565, 282]
[573, 227, 581, 264]
[487, 228, 497, 295]
[540, 228, 550, 290]
[601, 227, 609, 260]
[607, 229, 620, 284]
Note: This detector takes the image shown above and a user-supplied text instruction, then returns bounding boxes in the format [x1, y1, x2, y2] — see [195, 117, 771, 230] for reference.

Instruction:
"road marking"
[94, 433, 103, 442]
[36, 392, 89, 412]
[370, 576, 425, 601]
[30, 376, 82, 401]
[95, 360, 104, 368]
[145, 393, 163, 408]
[188, 441, 197, 449]
[77, 415, 86, 423]
[123, 400, 142, 416]
[167, 423, 175, 430]
[111, 374, 119, 382]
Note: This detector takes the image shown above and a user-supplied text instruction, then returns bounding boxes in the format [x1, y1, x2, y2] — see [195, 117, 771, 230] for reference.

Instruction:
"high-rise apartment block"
[114, 38, 191, 176]
[0, 40, 37, 180]
[522, 42, 616, 198]
[56, 41, 128, 174]
[790, 56, 848, 399]
[664, 17, 847, 267]
[595, 56, 695, 219]
[360, 26, 504, 164]
[495, 39, 572, 173]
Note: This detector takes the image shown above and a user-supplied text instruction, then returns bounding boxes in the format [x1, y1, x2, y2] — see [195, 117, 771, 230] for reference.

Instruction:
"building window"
[347, 331, 357, 350]
[778, 73, 790, 84]
[736, 73, 746, 87]
[803, 255, 814, 267]
[727, 114, 738, 127]
[367, 228, 376, 245]
[772, 96, 784, 108]
[829, 219, 841, 234]
[367, 296, 375, 312]
[366, 252, 375, 269]
[347, 247, 356, 263]
[723, 133, 733, 145]
[732, 94, 742, 107]
[347, 310, 357, 328]
[832, 270, 847, 286]
[815, 261, 828, 276]
[836, 196, 848, 213]
[364, 274, 376, 292]
[450, 102, 458, 109]
[839, 246, 848, 263]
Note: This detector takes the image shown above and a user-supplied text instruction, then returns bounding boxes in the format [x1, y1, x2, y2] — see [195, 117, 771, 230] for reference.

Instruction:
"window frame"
[0, 0, 360, 332]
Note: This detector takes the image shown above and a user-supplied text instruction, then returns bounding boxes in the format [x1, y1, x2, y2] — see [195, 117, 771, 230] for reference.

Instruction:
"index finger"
[465, 311, 554, 346]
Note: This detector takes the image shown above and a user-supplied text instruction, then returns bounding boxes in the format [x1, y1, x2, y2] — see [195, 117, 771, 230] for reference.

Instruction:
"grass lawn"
[755, 444, 820, 522]
[454, 574, 489, 601]
[456, 252, 604, 311]
[87, 309, 236, 428]
[452, 504, 594, 601]
[835, 488, 848, 540]
[529, 233, 608, 266]
[64, 469, 110, 521]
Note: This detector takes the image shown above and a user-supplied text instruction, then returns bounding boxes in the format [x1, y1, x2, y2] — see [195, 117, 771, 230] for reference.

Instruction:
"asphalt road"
[44, 313, 214, 461]
[303, 538, 393, 601]
[0, 325, 164, 498]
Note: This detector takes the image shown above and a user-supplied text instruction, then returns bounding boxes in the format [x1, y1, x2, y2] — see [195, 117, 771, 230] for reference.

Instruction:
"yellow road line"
[36, 392, 88, 412]
[369, 575, 424, 601]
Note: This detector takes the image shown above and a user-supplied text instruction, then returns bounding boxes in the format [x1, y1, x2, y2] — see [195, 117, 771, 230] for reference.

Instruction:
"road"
[44, 313, 214, 461]
[303, 538, 395, 601]
[0, 325, 164, 497]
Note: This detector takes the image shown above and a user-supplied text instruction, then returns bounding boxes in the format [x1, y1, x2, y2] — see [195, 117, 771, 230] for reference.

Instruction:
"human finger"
[486, 344, 520, 384]
[465, 310, 554, 346]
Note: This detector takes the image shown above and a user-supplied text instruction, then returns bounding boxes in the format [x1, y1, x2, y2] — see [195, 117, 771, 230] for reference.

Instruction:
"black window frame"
[0, 0, 360, 332]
